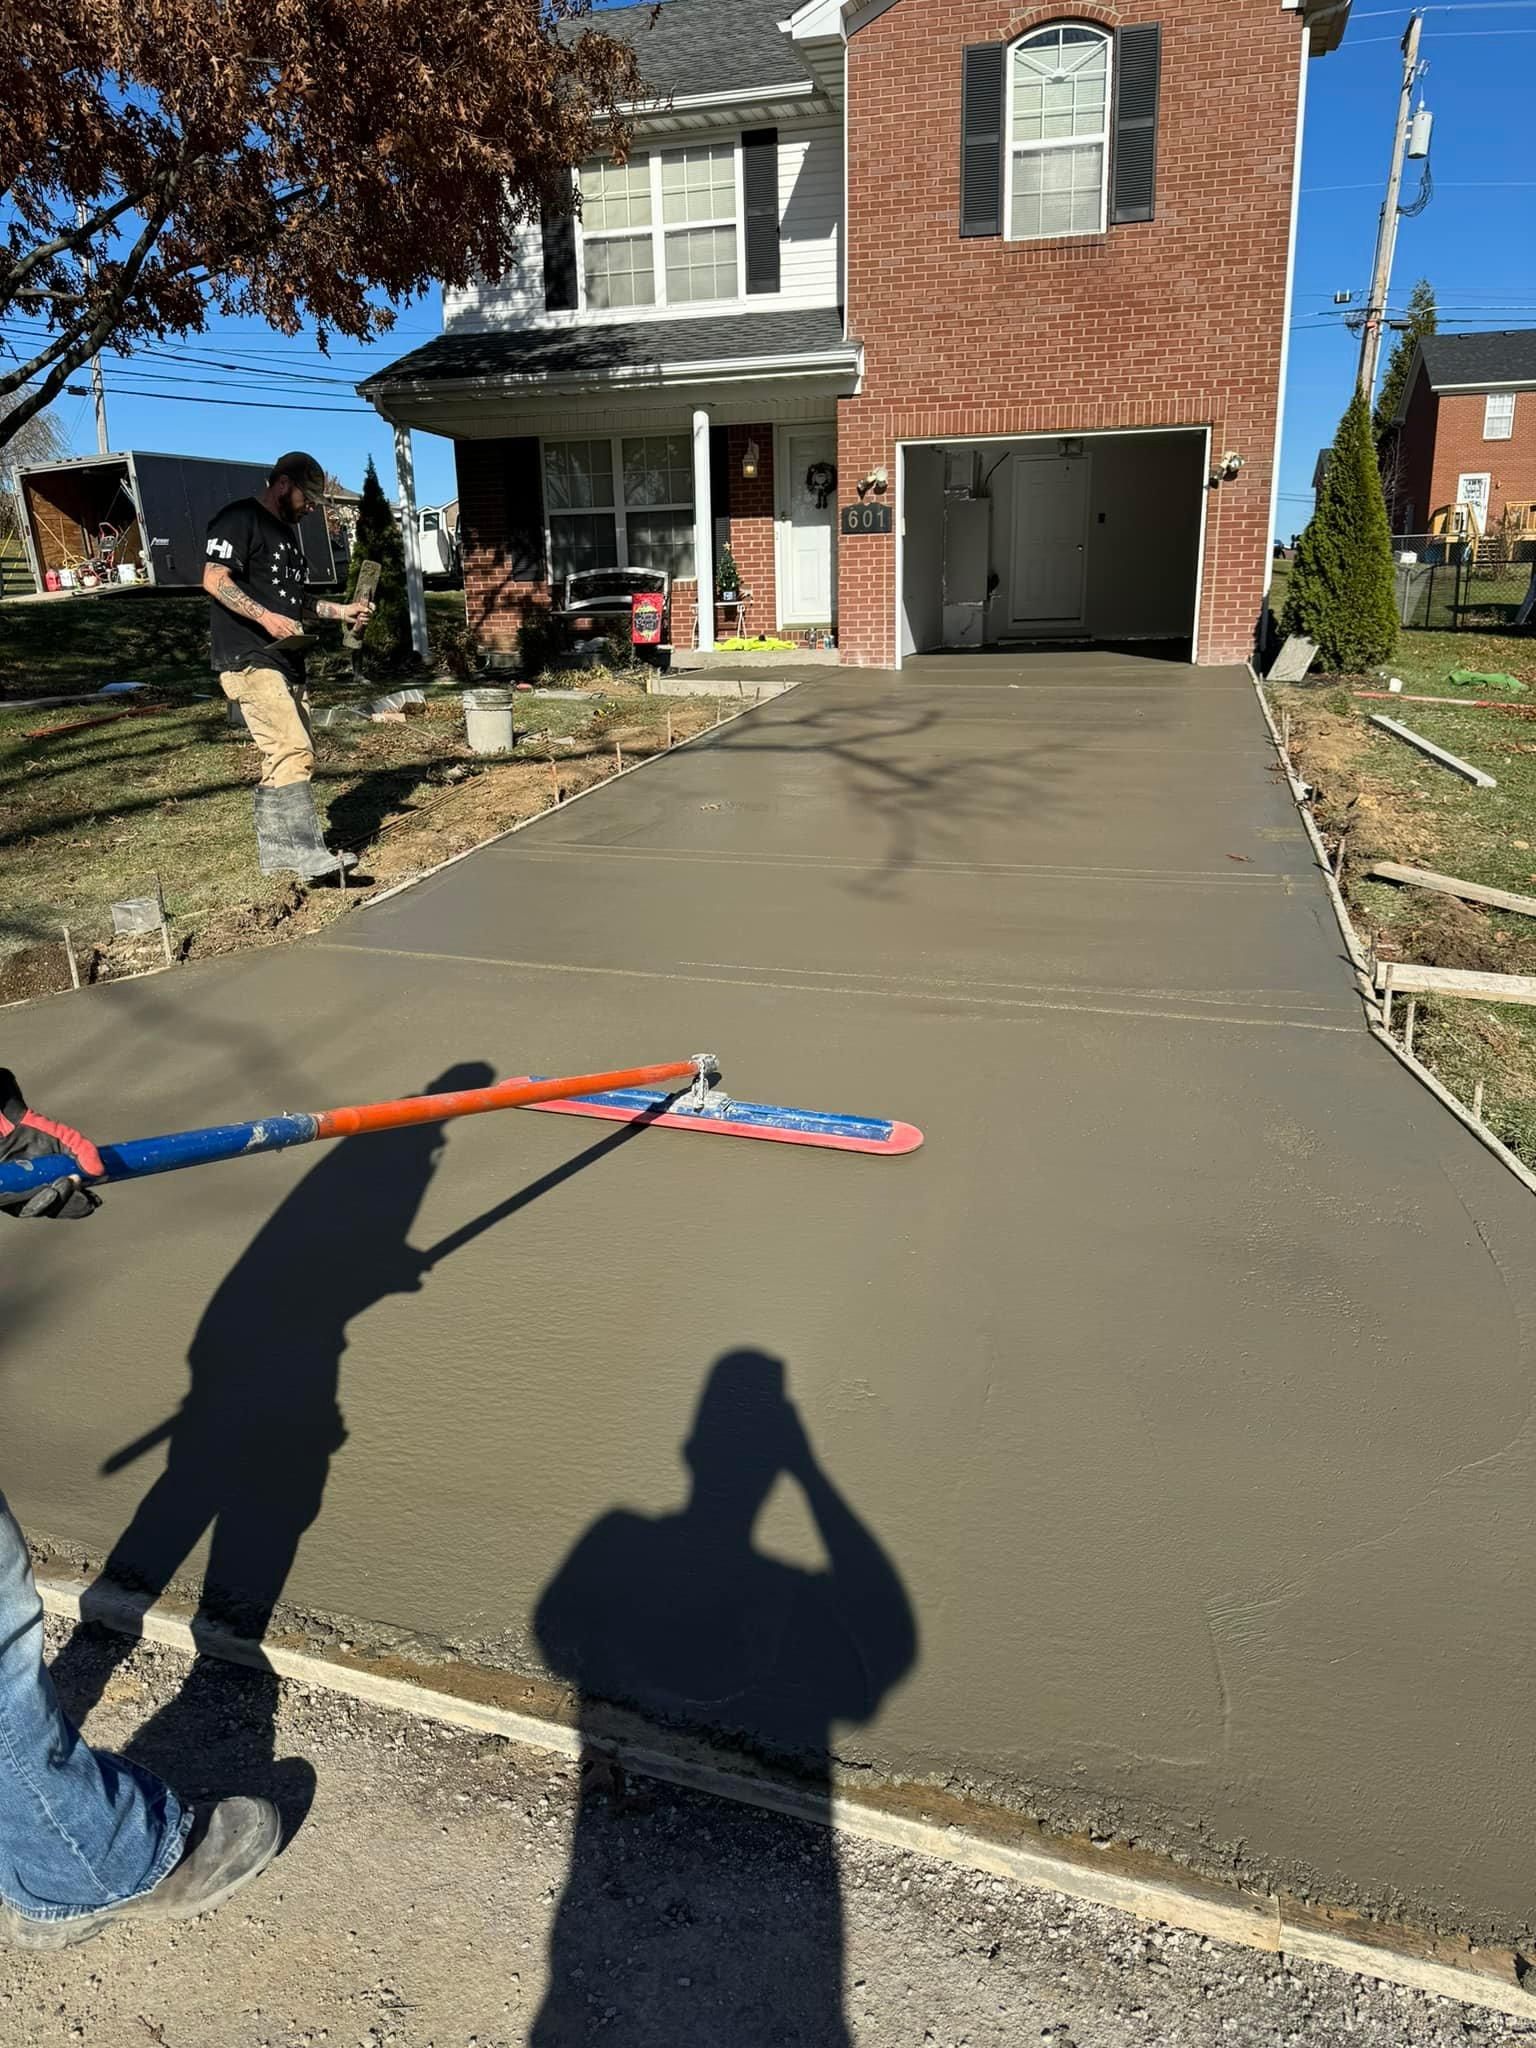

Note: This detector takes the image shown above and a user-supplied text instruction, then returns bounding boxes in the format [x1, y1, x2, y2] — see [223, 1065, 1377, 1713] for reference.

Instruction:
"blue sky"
[1278, 0, 1536, 537]
[13, 1, 1536, 523]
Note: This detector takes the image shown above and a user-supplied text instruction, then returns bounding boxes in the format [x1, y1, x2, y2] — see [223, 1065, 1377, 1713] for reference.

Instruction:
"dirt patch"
[0, 937, 96, 1006]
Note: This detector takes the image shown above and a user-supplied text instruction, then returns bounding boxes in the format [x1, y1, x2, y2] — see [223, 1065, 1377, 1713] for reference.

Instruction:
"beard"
[275, 486, 305, 524]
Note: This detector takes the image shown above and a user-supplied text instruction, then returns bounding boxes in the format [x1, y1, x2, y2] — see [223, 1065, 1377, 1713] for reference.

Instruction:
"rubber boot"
[254, 783, 357, 881]
[0, 1797, 281, 1951]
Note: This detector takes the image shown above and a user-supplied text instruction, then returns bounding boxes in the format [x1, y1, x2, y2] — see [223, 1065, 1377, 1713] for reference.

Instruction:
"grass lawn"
[0, 588, 727, 1003]
[1271, 623, 1536, 1165]
[0, 586, 469, 699]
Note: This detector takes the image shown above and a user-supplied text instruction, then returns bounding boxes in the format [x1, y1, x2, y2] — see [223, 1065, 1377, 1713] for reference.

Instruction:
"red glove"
[0, 1069, 105, 1219]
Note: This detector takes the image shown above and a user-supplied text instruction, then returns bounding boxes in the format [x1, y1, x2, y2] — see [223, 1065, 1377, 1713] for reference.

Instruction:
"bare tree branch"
[0, 185, 155, 305]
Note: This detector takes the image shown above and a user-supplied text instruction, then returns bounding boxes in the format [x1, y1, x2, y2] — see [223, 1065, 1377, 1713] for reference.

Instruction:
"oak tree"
[0, 0, 641, 451]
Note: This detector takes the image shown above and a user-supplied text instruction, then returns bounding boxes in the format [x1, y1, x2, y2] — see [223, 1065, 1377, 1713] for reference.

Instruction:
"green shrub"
[347, 459, 413, 670]
[1282, 390, 1399, 673]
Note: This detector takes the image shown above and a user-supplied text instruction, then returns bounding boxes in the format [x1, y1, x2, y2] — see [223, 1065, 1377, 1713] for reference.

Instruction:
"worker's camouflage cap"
[269, 450, 326, 496]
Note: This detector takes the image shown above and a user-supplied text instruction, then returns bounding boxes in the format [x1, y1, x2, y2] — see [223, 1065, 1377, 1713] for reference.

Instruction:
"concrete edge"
[34, 1575, 1535, 2023]
[1251, 671, 1536, 1203]
[357, 681, 802, 915]
[1, 685, 804, 1014]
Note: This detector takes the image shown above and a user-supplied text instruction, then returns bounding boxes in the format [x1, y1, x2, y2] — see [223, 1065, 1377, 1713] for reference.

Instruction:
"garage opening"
[898, 430, 1207, 664]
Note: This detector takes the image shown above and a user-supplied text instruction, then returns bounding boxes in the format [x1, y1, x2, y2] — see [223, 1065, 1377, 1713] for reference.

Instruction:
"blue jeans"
[0, 1490, 188, 1922]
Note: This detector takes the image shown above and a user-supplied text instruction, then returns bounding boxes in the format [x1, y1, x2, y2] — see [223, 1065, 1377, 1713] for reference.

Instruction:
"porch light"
[742, 439, 760, 479]
[1060, 437, 1084, 458]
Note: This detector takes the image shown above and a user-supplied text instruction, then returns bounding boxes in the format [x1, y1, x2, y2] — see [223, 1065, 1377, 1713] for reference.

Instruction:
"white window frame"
[541, 433, 697, 589]
[1484, 391, 1517, 441]
[1003, 23, 1113, 244]
[574, 142, 748, 314]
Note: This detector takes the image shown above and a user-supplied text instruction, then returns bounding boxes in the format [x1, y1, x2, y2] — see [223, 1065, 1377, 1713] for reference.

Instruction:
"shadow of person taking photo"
[531, 1348, 917, 2047]
[47, 1060, 495, 1839]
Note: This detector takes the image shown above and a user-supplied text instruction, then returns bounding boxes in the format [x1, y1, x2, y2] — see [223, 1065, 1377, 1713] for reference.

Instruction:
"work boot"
[254, 783, 358, 882]
[0, 1797, 281, 1952]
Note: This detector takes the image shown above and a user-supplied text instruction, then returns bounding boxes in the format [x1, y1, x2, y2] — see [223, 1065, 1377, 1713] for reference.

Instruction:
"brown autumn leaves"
[0, 0, 645, 448]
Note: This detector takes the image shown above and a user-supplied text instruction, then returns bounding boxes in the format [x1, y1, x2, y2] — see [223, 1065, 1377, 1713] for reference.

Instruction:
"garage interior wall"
[900, 432, 1206, 653]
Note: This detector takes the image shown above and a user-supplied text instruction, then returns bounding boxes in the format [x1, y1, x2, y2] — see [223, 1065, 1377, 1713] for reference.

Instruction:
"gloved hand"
[0, 1069, 105, 1219]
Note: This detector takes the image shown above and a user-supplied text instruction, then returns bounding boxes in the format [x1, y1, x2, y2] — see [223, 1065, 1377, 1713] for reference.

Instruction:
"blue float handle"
[0, 1115, 321, 1201]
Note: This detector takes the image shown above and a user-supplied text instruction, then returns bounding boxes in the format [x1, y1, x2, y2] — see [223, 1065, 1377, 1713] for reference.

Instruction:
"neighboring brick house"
[361, 0, 1351, 670]
[1381, 330, 1536, 540]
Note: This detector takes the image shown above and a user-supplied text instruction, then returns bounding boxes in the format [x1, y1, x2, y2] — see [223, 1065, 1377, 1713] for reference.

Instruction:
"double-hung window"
[545, 434, 695, 584]
[579, 144, 741, 310]
[1006, 25, 1112, 242]
[1484, 391, 1517, 441]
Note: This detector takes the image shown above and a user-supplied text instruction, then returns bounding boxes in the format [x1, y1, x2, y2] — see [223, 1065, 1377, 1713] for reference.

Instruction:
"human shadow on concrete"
[47, 1060, 496, 1837]
[530, 1348, 917, 2047]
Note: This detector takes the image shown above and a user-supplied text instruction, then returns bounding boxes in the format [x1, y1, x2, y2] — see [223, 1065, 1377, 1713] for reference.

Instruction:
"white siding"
[776, 123, 840, 309]
[443, 218, 545, 331]
[442, 119, 841, 336]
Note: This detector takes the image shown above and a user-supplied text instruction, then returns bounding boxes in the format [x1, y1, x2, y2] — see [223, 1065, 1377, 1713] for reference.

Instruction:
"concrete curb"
[1251, 672, 1536, 1202]
[34, 1574, 1535, 2022]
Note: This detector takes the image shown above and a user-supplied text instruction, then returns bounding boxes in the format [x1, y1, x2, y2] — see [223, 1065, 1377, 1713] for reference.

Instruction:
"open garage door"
[899, 429, 1207, 663]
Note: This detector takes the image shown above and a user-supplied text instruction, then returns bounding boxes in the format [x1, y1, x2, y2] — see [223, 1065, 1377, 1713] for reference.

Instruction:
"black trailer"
[12, 450, 336, 595]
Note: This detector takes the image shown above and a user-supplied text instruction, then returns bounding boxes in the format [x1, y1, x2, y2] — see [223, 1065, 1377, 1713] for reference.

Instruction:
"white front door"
[1009, 455, 1090, 629]
[780, 429, 836, 625]
[1457, 472, 1492, 535]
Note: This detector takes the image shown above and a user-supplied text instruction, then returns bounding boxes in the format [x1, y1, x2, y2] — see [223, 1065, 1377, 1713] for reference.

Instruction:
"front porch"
[359, 310, 858, 669]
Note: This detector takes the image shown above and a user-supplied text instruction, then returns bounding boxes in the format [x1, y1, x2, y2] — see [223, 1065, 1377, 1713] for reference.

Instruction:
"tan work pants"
[219, 667, 314, 788]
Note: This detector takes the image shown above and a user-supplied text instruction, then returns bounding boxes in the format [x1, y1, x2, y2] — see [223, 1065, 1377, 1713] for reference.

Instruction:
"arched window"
[1006, 24, 1112, 241]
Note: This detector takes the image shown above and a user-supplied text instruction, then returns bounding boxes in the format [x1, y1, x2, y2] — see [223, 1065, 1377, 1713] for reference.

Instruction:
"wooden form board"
[1367, 714, 1497, 788]
[1375, 960, 1536, 1007]
[1364, 862, 1536, 919]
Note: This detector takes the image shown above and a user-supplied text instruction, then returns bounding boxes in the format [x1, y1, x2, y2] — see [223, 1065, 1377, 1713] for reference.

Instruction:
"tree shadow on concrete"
[47, 1060, 497, 1840]
[531, 1348, 917, 2046]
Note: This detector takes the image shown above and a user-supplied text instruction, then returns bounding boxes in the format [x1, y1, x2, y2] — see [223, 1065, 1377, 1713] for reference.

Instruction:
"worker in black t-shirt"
[203, 453, 374, 883]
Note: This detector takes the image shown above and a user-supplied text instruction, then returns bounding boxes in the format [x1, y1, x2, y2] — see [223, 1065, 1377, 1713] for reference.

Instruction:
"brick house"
[1381, 330, 1536, 541]
[361, 0, 1351, 670]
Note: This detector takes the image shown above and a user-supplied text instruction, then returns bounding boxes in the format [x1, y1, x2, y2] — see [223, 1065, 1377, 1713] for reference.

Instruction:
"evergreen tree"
[1373, 278, 1437, 440]
[1283, 390, 1399, 672]
[346, 458, 411, 670]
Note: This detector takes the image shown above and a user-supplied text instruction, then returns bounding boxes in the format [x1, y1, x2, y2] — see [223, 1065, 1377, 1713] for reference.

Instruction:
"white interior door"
[1457, 472, 1491, 535]
[1009, 456, 1089, 628]
[781, 429, 836, 624]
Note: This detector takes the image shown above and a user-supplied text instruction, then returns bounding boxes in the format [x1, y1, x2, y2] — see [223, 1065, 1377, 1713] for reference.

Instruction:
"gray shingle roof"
[1418, 330, 1536, 391]
[567, 0, 814, 101]
[361, 309, 851, 391]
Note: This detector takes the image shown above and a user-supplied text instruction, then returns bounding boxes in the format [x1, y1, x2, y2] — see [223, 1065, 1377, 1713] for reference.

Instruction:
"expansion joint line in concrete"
[31, 1574, 1536, 2025]
[1250, 671, 1536, 1203]
[311, 942, 1358, 1036]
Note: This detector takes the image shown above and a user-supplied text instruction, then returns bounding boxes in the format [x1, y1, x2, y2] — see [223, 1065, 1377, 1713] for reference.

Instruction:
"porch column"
[393, 423, 431, 663]
[692, 406, 714, 651]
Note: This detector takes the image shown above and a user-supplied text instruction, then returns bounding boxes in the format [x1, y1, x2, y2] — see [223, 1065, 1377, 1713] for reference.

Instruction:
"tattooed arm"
[311, 597, 374, 625]
[202, 564, 297, 638]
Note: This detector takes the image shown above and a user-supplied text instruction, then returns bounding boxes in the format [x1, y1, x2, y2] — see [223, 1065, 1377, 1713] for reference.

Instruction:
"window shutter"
[503, 438, 547, 583]
[959, 45, 1005, 239]
[742, 128, 781, 294]
[1111, 25, 1161, 225]
[540, 170, 578, 312]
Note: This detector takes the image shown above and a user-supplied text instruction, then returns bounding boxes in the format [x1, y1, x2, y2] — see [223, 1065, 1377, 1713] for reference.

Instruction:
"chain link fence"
[1391, 532, 1536, 633]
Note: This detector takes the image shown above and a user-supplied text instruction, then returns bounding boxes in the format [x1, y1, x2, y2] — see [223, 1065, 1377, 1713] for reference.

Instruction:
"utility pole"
[1357, 11, 1424, 404]
[75, 204, 110, 454]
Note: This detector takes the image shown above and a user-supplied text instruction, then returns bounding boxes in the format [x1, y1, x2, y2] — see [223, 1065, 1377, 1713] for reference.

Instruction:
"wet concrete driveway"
[5, 655, 1535, 1941]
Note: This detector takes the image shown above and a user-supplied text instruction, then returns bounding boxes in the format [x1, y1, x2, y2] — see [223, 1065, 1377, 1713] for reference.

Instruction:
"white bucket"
[463, 686, 515, 755]
[117, 562, 136, 584]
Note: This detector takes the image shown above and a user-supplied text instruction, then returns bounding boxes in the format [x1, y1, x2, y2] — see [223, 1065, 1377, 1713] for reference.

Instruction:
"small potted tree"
[716, 543, 743, 606]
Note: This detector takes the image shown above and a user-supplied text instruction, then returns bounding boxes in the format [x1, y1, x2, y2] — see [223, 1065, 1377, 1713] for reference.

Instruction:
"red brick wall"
[838, 0, 1308, 666]
[723, 424, 778, 636]
[1425, 392, 1536, 528]
[1388, 373, 1439, 533]
[457, 437, 548, 657]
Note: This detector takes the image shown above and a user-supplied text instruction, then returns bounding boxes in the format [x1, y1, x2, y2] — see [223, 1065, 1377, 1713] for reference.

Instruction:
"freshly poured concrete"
[4, 661, 1535, 1942]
